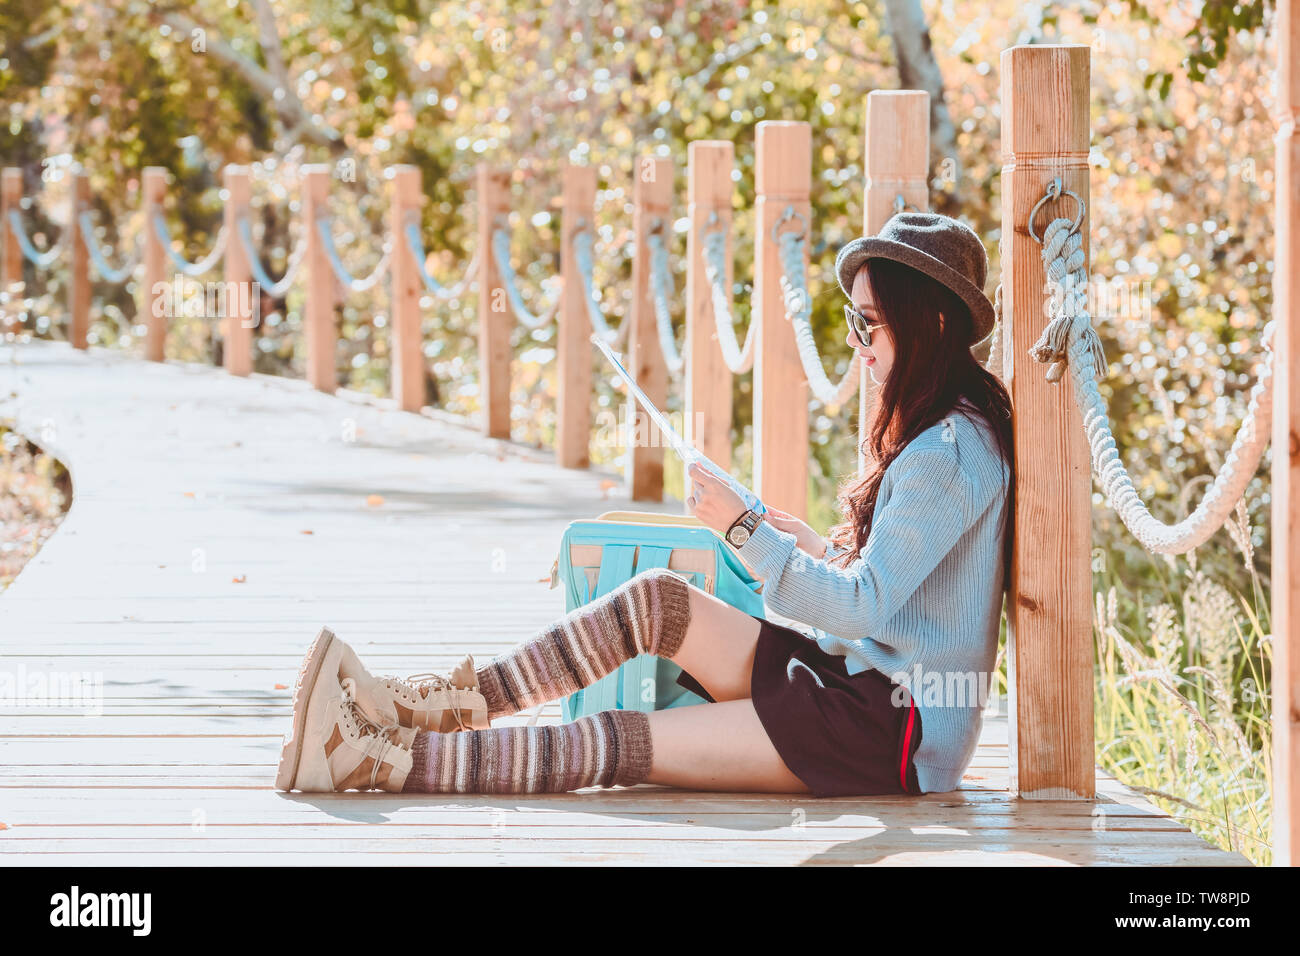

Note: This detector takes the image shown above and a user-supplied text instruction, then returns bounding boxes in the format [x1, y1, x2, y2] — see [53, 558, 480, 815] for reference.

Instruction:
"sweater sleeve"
[735, 445, 992, 644]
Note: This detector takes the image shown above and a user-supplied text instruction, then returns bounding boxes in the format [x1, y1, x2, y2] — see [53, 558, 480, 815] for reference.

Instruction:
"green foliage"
[1120, 0, 1273, 95]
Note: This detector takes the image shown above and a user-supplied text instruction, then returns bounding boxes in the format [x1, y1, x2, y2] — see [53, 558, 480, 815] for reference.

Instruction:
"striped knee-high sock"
[474, 567, 692, 719]
[401, 710, 653, 793]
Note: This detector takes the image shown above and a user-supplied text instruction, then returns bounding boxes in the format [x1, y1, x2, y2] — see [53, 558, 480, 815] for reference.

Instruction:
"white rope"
[490, 225, 561, 328]
[76, 211, 140, 284]
[646, 223, 684, 375]
[316, 215, 392, 294]
[572, 227, 629, 348]
[984, 285, 1006, 381]
[152, 213, 227, 277]
[700, 220, 758, 375]
[699, 208, 860, 404]
[403, 220, 478, 300]
[774, 212, 861, 409]
[235, 214, 306, 298]
[1032, 205, 1275, 555]
[6, 209, 64, 269]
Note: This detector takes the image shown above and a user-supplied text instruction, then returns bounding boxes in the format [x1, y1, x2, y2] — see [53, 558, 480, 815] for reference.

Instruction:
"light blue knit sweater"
[735, 402, 1011, 793]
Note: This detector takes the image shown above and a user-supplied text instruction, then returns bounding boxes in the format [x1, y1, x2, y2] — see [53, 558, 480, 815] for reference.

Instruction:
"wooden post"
[222, 166, 253, 376]
[628, 156, 672, 501]
[557, 163, 595, 469]
[753, 122, 811, 519]
[389, 165, 424, 412]
[302, 164, 334, 393]
[142, 168, 167, 362]
[685, 142, 735, 508]
[476, 165, 512, 439]
[1, 168, 21, 334]
[69, 170, 90, 350]
[1272, 0, 1300, 867]
[858, 91, 930, 474]
[1000, 44, 1093, 800]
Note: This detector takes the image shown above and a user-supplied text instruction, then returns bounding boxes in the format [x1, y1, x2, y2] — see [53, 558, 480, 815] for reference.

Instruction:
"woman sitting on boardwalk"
[275, 212, 1014, 797]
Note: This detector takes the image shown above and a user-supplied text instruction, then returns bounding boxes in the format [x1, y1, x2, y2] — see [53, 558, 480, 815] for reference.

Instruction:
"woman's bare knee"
[665, 586, 764, 702]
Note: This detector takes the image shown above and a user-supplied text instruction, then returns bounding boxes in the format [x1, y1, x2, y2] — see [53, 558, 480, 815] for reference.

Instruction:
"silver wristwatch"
[725, 509, 762, 548]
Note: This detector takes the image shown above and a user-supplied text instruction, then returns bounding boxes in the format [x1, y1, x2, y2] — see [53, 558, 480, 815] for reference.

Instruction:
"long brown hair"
[826, 257, 1014, 575]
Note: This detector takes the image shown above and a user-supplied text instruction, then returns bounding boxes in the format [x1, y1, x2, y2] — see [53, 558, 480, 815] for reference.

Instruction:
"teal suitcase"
[548, 511, 768, 721]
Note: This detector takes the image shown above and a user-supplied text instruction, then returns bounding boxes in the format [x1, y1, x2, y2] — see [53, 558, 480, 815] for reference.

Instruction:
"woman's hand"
[685, 462, 747, 536]
[685, 468, 828, 558]
[763, 506, 828, 559]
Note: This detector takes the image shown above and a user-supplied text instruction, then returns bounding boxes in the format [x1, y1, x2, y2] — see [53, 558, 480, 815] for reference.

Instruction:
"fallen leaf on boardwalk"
[0, 823, 7, 831]
[183, 491, 195, 498]
[366, 494, 384, 507]
[300, 529, 314, 535]
[274, 683, 288, 690]
[232, 575, 246, 583]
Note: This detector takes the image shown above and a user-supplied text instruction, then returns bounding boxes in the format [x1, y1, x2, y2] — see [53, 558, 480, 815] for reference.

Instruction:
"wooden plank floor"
[0, 341, 1249, 865]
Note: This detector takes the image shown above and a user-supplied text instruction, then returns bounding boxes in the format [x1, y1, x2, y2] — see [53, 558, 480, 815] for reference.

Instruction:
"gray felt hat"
[835, 212, 996, 345]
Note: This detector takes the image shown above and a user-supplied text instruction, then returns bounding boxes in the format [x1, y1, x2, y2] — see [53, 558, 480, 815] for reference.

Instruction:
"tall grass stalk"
[1093, 552, 1272, 865]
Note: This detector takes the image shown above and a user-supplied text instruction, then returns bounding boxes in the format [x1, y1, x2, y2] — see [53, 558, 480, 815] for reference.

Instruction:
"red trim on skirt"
[899, 698, 917, 791]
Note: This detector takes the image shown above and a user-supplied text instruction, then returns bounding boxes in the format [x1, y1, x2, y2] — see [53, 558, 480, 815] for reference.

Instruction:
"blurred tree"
[880, 0, 961, 184]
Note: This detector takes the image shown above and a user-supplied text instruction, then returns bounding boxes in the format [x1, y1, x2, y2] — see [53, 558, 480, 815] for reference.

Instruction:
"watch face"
[728, 526, 750, 546]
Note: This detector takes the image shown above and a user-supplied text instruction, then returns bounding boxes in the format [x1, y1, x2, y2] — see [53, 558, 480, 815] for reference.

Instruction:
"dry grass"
[1093, 552, 1272, 866]
[0, 422, 70, 591]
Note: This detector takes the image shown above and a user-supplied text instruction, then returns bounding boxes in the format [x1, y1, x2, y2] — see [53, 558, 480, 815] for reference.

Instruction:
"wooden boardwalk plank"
[0, 341, 1250, 865]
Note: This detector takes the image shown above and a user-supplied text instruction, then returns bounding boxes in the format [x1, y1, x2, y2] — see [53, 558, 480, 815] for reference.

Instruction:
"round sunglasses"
[844, 303, 886, 348]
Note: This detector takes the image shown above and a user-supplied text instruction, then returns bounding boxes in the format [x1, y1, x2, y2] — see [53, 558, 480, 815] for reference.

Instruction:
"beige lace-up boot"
[276, 629, 414, 792]
[333, 632, 489, 732]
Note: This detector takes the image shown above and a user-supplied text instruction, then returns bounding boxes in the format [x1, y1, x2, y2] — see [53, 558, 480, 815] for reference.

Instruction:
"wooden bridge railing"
[0, 105, 920, 520]
[1, 32, 1297, 857]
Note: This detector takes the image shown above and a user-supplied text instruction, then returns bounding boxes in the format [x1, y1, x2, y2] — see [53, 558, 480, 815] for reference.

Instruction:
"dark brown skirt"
[675, 615, 923, 797]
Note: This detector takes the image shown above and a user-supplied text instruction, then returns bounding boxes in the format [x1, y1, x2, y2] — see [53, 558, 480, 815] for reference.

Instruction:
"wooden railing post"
[69, 170, 89, 350]
[1271, 0, 1300, 867]
[389, 165, 424, 412]
[142, 167, 167, 362]
[628, 155, 672, 501]
[302, 164, 334, 392]
[753, 121, 811, 519]
[222, 165, 253, 376]
[858, 91, 930, 474]
[1, 168, 21, 334]
[476, 165, 512, 439]
[557, 163, 595, 469]
[685, 142, 735, 507]
[1000, 44, 1094, 800]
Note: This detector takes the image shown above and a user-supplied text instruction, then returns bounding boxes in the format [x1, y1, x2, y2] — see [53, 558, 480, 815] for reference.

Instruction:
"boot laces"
[401, 673, 473, 730]
[376, 671, 460, 703]
[404, 672, 455, 699]
[340, 677, 404, 788]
